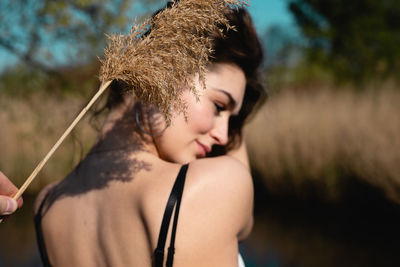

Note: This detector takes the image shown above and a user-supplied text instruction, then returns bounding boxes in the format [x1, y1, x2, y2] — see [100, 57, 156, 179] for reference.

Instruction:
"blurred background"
[1, 0, 400, 266]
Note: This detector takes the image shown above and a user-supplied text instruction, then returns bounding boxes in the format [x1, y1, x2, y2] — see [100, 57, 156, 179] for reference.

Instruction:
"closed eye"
[214, 103, 226, 115]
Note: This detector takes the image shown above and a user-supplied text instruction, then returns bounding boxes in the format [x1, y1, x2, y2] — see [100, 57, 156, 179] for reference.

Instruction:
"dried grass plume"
[99, 0, 247, 122]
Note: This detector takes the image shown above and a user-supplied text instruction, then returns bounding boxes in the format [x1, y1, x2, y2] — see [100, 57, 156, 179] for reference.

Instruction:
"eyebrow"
[214, 88, 237, 112]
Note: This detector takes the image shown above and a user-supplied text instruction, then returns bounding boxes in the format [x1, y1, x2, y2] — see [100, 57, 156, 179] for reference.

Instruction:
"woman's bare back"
[35, 152, 252, 267]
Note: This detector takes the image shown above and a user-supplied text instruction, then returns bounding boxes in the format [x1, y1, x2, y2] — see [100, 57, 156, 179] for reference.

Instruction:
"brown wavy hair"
[210, 8, 266, 152]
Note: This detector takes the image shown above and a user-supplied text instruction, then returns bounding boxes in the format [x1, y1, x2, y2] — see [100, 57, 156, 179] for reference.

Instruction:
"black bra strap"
[34, 192, 52, 267]
[154, 164, 189, 267]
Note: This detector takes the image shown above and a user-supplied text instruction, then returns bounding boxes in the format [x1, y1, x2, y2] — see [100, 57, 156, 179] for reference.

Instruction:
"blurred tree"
[262, 25, 305, 70]
[288, 0, 400, 85]
[0, 0, 162, 74]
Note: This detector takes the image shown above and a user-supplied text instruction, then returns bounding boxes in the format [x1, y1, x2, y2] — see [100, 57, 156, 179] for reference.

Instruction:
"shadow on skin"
[38, 103, 153, 216]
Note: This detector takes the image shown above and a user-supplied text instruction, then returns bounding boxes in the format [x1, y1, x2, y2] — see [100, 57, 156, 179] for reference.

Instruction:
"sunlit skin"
[34, 63, 254, 267]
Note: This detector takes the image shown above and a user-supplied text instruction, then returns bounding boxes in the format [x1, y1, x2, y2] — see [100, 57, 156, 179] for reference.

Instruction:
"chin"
[180, 156, 197, 164]
[161, 152, 195, 164]
[179, 152, 200, 164]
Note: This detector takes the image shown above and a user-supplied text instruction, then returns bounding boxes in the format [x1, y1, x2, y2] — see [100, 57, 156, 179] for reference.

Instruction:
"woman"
[34, 5, 265, 267]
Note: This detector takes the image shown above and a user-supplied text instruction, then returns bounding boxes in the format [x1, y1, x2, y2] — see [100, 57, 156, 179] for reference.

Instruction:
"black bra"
[153, 164, 188, 267]
[34, 190, 52, 267]
[34, 164, 189, 267]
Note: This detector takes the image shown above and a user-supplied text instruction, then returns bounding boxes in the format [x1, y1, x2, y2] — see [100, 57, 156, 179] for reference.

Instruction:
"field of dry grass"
[246, 88, 400, 203]
[1, 87, 399, 204]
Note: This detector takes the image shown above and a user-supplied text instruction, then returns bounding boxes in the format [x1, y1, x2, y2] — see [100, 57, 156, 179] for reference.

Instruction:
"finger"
[0, 171, 18, 197]
[0, 172, 23, 207]
[0, 196, 18, 215]
[17, 196, 24, 208]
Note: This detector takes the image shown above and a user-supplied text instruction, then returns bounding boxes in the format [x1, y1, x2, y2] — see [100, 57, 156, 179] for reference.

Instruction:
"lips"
[196, 140, 211, 157]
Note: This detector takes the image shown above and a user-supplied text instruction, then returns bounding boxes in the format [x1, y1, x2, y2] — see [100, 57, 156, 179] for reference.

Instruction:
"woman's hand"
[0, 172, 22, 215]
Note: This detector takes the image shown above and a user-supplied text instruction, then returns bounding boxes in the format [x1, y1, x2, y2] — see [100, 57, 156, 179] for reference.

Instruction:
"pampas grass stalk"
[0, 80, 111, 223]
[10, 81, 111, 201]
[100, 0, 247, 122]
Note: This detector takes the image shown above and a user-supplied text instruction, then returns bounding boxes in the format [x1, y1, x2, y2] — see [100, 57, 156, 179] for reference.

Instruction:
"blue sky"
[248, 0, 295, 34]
[0, 0, 295, 72]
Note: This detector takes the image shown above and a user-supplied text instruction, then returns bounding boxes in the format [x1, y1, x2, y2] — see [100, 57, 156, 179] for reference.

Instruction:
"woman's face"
[153, 63, 246, 164]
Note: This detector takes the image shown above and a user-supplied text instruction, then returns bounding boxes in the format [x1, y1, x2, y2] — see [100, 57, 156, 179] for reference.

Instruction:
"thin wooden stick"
[0, 80, 112, 223]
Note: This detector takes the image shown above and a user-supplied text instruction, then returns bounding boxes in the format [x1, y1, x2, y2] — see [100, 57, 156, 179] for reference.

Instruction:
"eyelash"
[214, 103, 226, 115]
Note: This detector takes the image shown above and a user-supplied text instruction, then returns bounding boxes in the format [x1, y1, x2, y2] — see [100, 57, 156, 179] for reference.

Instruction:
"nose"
[210, 116, 229, 146]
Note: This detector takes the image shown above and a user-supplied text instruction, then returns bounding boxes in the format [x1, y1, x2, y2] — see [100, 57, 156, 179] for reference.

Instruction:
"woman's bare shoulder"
[34, 182, 59, 214]
[188, 156, 253, 192]
[182, 156, 254, 235]
[161, 157, 254, 264]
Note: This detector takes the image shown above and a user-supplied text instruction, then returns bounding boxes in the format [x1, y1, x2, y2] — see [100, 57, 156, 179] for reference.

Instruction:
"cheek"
[185, 94, 215, 133]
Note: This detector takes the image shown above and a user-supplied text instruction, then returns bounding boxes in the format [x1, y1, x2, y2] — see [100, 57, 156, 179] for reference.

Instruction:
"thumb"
[0, 196, 18, 215]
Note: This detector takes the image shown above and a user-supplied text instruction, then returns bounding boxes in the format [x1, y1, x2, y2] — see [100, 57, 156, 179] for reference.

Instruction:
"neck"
[93, 102, 159, 157]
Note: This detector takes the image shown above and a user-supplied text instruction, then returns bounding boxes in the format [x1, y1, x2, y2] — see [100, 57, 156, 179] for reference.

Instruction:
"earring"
[134, 102, 167, 136]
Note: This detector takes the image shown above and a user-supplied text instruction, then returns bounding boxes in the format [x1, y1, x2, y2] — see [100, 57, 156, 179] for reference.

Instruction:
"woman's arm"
[174, 157, 253, 266]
